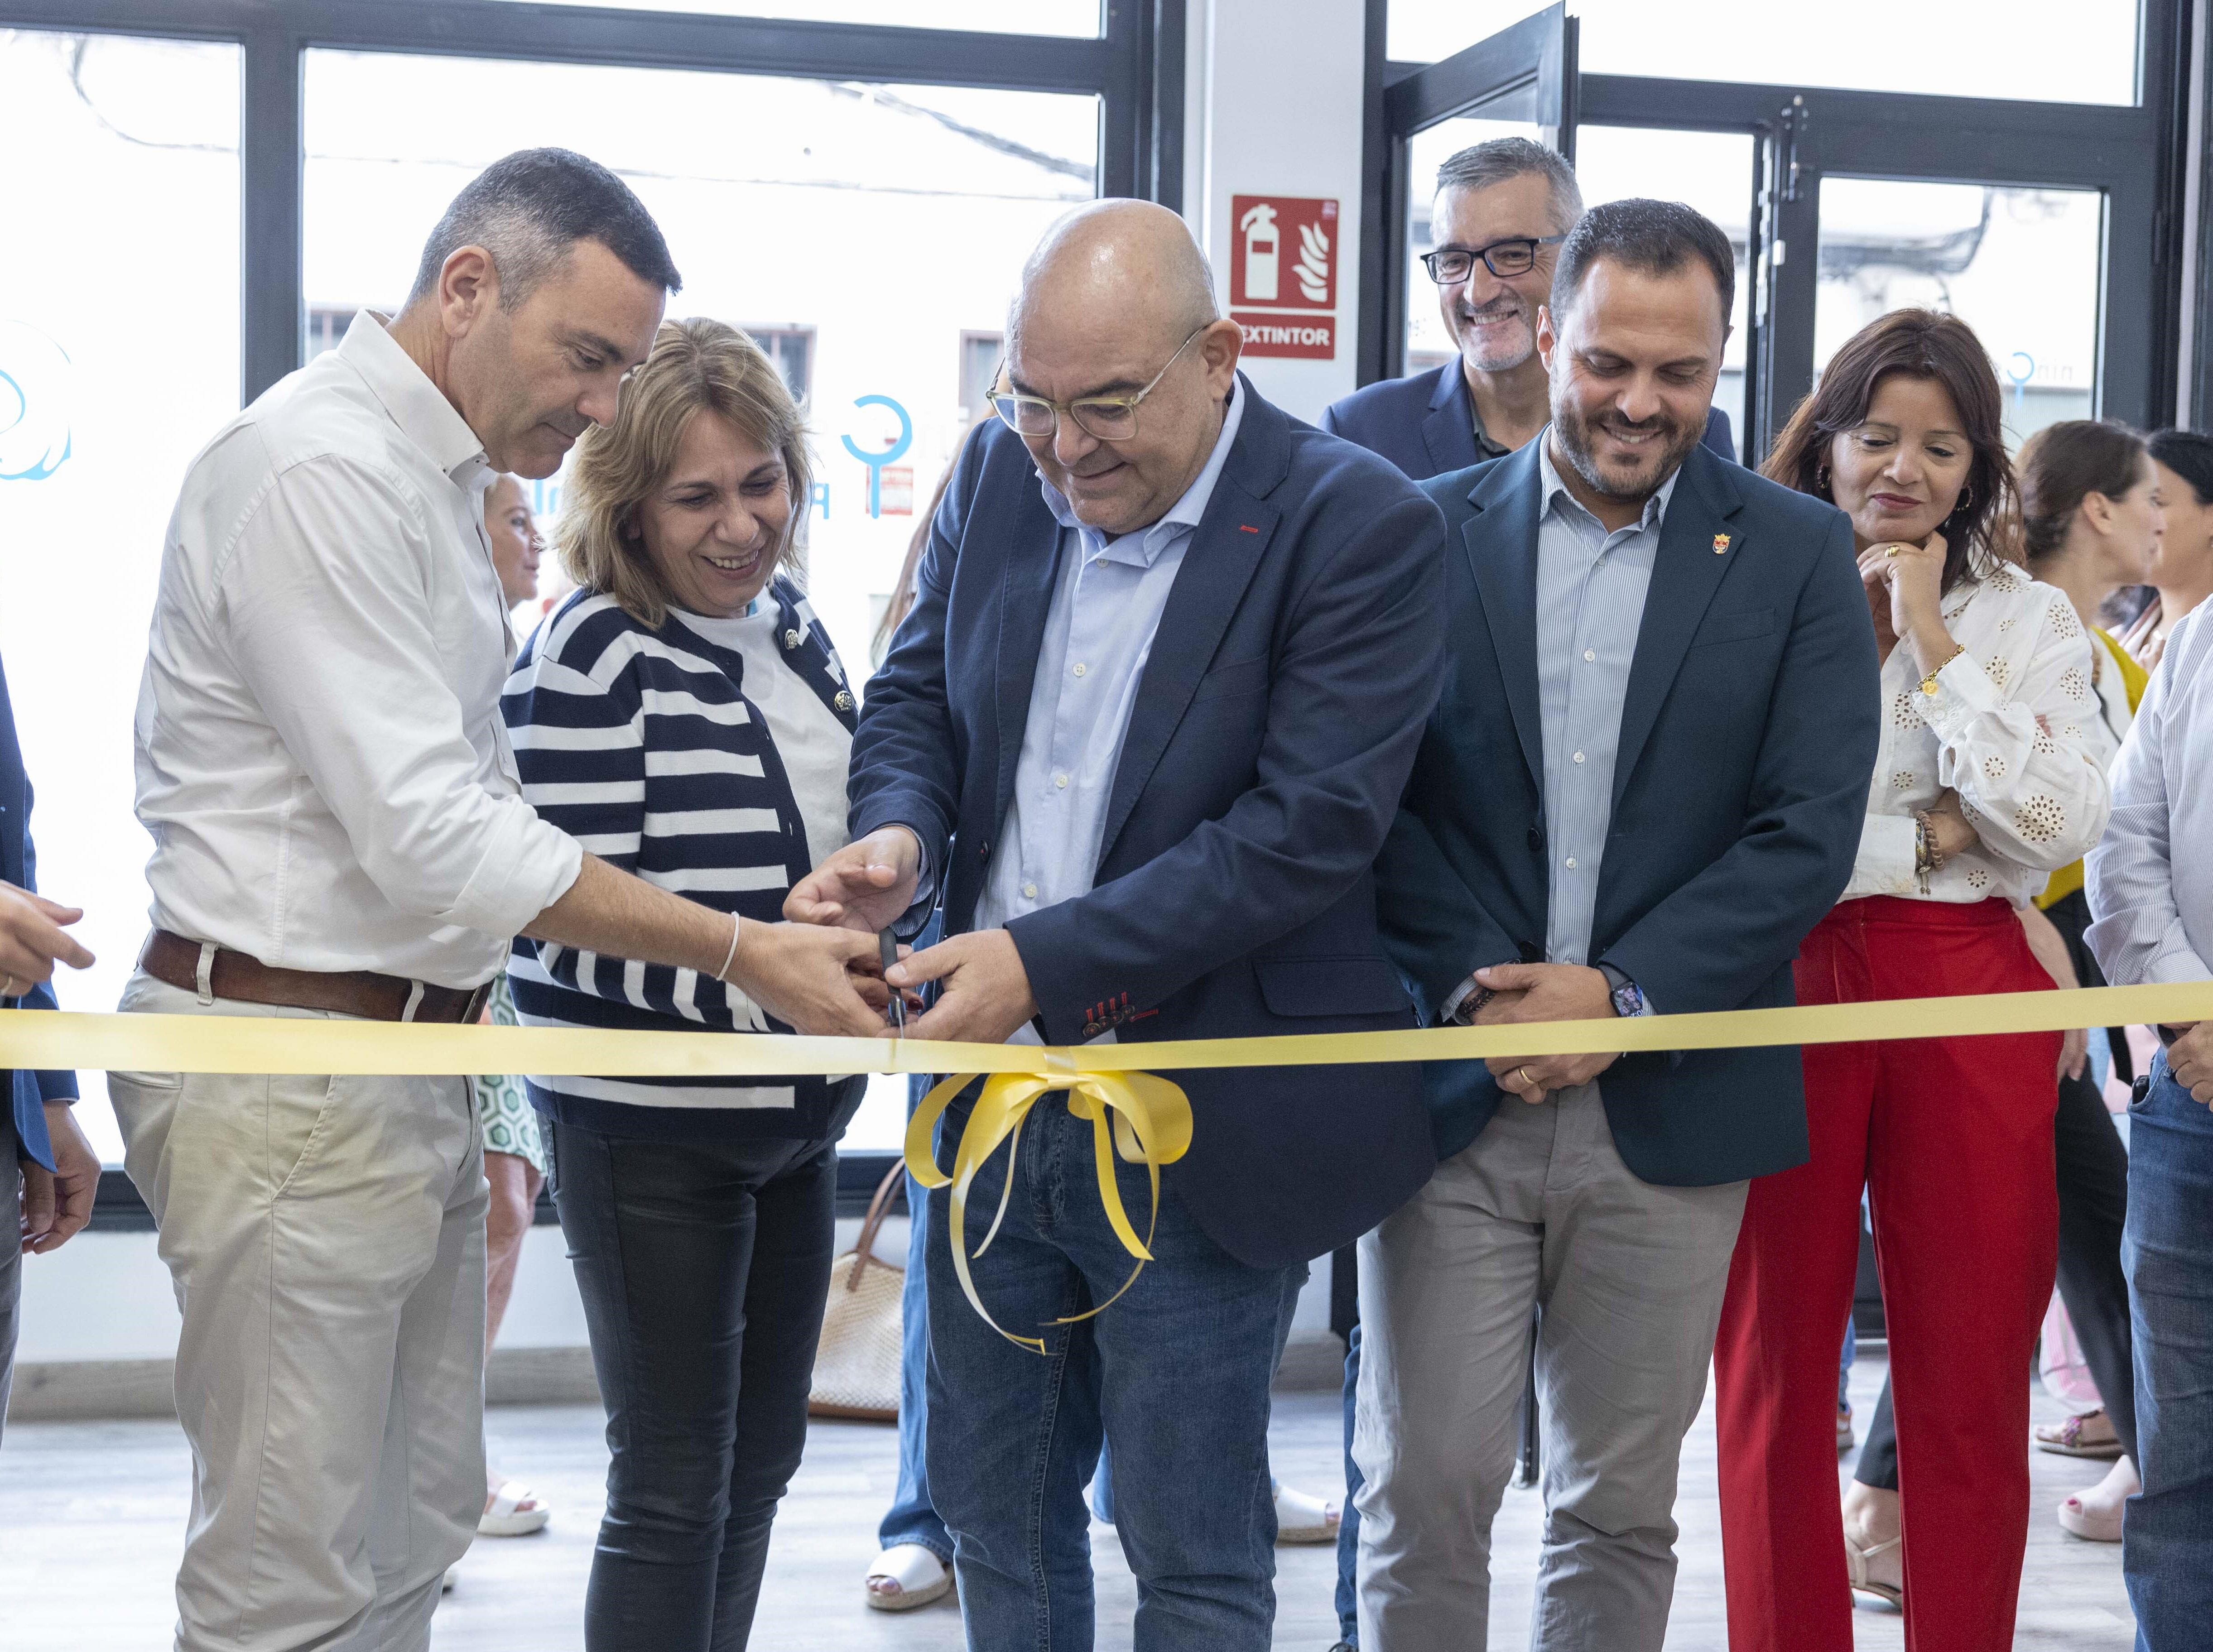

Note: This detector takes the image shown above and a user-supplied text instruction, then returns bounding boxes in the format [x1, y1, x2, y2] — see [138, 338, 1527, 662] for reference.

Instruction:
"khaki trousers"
[111, 970, 487, 1652]
[1353, 1083, 1747, 1652]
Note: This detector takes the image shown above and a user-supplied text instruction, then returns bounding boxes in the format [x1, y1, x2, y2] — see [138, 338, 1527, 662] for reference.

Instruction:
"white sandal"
[478, 1478, 551, 1537]
[1845, 1530, 1904, 1608]
[864, 1543, 953, 1611]
[1274, 1481, 1341, 1545]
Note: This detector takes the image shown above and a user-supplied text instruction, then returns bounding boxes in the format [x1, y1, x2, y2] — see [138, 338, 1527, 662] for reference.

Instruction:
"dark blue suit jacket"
[851, 378, 1449, 1268]
[1322, 360, 1736, 481]
[1376, 441, 1879, 1185]
[1, 651, 77, 1171]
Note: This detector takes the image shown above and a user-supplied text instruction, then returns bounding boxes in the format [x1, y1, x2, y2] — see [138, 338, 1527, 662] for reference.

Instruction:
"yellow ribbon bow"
[904, 1061, 1193, 1355]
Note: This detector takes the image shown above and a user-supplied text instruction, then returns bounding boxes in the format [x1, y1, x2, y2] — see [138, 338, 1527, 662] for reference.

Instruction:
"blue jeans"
[1335, 1323, 1361, 1645]
[925, 1092, 1299, 1652]
[878, 1075, 954, 1562]
[2124, 1050, 2213, 1651]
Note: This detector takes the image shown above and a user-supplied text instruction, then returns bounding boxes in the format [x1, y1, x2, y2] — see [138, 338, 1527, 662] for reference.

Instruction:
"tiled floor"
[0, 1350, 2135, 1649]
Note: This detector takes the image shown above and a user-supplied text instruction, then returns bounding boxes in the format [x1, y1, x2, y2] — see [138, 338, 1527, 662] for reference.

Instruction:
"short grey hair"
[1434, 136, 1583, 235]
[403, 147, 682, 314]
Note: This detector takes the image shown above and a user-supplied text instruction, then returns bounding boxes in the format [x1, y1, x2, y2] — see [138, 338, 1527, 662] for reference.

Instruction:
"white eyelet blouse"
[1842, 561, 2116, 906]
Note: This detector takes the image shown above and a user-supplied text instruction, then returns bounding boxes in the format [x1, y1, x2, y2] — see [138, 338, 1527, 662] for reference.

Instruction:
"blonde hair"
[556, 317, 813, 627]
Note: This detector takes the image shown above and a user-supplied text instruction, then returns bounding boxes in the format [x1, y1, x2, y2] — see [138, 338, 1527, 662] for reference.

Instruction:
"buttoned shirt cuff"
[450, 803, 586, 941]
[1438, 974, 1483, 1024]
[1847, 812, 1922, 900]
[2140, 931, 2213, 988]
[1918, 648, 2001, 741]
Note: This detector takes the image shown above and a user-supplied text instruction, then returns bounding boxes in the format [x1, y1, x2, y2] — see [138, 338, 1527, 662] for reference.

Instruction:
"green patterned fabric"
[472, 976, 545, 1177]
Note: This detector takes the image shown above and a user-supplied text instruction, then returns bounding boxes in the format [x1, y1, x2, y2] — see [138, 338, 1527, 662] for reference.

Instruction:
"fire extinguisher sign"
[1230, 195, 1337, 360]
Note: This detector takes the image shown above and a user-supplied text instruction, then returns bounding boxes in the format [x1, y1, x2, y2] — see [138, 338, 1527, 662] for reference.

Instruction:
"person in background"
[2115, 429, 2213, 667]
[1, 648, 100, 1444]
[794, 199, 1448, 1652]
[504, 317, 882, 1652]
[1713, 310, 2113, 1652]
[1841, 420, 2159, 1554]
[2086, 539, 2213, 1652]
[1322, 135, 1735, 476]
[469, 472, 554, 1542]
[1318, 133, 1737, 1652]
[114, 150, 887, 1652]
[1361, 198, 1876, 1652]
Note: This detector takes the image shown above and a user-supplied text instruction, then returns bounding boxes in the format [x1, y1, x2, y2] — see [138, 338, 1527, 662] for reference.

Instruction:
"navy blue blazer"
[851, 378, 1449, 1268]
[1322, 360, 1736, 481]
[1376, 441, 1880, 1185]
[1, 650, 78, 1171]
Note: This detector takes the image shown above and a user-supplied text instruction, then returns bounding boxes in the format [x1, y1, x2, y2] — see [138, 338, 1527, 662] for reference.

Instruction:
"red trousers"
[1714, 896, 2059, 1652]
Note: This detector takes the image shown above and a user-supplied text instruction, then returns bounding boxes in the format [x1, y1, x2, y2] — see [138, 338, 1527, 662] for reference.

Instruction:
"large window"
[0, 29, 241, 1161]
[3, 0, 1169, 1160]
[1387, 0, 2143, 106]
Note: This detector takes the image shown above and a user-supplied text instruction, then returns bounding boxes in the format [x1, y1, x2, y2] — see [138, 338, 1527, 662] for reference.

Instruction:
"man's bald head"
[1010, 199, 1219, 353]
[997, 198, 1243, 539]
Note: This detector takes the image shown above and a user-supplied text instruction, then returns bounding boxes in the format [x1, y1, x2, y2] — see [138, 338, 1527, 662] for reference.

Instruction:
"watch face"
[1612, 982, 1644, 1017]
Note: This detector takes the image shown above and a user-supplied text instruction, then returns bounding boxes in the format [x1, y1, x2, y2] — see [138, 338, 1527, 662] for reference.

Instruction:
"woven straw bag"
[808, 1161, 906, 1421]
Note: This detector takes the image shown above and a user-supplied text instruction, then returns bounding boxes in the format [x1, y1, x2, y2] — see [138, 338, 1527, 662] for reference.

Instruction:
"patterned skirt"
[471, 975, 546, 1177]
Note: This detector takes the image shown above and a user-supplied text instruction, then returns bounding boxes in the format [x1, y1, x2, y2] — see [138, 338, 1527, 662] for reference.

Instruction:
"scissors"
[879, 928, 905, 1033]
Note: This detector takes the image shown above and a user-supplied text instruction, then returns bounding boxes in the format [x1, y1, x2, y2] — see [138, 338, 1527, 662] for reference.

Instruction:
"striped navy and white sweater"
[500, 575, 862, 1143]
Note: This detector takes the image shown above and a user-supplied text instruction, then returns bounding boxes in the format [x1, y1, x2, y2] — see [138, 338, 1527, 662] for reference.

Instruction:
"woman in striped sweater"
[501, 317, 885, 1651]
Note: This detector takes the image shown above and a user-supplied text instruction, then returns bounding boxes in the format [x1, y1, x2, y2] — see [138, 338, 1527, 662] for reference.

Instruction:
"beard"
[1450, 296, 1537, 374]
[1552, 399, 1704, 505]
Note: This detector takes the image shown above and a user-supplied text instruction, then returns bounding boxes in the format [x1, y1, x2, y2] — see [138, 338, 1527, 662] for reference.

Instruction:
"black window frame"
[1363, 0, 2199, 458]
[5, 0, 1186, 403]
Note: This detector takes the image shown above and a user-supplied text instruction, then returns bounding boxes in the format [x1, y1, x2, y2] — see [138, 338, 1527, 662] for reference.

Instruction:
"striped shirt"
[500, 576, 861, 1142]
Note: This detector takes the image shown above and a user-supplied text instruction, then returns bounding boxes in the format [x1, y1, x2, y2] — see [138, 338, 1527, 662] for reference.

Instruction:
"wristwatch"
[1597, 961, 1648, 1019]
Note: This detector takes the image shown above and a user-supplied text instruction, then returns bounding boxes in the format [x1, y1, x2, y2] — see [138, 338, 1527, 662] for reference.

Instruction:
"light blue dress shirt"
[973, 384, 1246, 1045]
[1533, 438, 1675, 984]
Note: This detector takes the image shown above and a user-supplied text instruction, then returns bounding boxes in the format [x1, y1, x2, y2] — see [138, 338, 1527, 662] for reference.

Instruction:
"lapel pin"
[1712, 533, 1732, 555]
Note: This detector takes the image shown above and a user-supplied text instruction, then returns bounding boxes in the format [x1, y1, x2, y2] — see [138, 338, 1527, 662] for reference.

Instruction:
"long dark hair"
[1762, 308, 2022, 592]
[2016, 419, 2148, 568]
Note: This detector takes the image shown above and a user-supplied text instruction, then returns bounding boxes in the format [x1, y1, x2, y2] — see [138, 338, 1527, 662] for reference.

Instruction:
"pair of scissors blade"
[879, 928, 905, 1032]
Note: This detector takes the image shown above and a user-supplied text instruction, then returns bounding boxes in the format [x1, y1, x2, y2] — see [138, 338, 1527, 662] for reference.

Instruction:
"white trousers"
[1353, 1083, 1747, 1652]
[111, 970, 487, 1652]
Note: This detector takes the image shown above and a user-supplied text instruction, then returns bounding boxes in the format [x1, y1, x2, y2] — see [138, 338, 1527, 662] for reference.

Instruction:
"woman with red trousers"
[1713, 309, 2114, 1652]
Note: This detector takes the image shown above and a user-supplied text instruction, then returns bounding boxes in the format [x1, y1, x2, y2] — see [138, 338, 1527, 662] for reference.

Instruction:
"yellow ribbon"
[5, 978, 2209, 1351]
[903, 1061, 1193, 1354]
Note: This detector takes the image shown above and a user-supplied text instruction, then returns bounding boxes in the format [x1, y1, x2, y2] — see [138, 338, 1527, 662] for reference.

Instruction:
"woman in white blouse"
[1712, 310, 2113, 1652]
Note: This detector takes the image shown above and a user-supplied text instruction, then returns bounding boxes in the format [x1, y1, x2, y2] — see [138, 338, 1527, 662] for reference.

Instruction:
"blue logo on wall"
[840, 394, 912, 519]
[0, 321, 73, 482]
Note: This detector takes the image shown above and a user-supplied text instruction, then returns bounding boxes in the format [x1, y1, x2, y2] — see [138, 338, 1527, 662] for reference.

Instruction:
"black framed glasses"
[1420, 235, 1568, 285]
[988, 324, 1208, 443]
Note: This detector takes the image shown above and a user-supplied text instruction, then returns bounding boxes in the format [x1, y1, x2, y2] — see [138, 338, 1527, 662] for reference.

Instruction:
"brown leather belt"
[140, 930, 493, 1025]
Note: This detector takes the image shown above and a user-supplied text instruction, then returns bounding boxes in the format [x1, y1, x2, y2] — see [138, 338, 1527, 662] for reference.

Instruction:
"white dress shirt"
[134, 311, 583, 990]
[2088, 598, 2213, 986]
[1842, 560, 2112, 905]
[972, 384, 1244, 1042]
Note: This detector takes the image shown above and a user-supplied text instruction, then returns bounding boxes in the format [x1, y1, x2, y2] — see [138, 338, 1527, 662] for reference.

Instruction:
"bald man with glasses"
[788, 199, 1448, 1651]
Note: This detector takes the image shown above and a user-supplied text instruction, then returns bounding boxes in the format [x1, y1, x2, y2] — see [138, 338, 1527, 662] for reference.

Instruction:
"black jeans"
[550, 1121, 838, 1652]
[1857, 890, 2136, 1487]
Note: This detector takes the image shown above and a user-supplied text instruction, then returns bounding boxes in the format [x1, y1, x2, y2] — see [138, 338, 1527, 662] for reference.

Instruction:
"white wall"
[1185, 0, 1368, 423]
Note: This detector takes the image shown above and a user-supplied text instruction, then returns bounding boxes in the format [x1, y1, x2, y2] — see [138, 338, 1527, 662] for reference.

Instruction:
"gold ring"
[1518, 1065, 1538, 1089]
[1883, 544, 1903, 557]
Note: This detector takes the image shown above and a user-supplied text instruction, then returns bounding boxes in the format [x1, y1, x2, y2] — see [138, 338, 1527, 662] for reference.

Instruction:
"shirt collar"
[339, 310, 492, 490]
[1535, 429, 1679, 538]
[1037, 378, 1245, 567]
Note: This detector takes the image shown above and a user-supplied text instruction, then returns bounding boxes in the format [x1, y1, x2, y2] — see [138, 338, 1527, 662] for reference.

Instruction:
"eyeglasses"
[1420, 235, 1568, 285]
[988, 325, 1209, 443]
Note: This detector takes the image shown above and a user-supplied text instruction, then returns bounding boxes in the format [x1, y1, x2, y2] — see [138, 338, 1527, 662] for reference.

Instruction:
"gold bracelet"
[1918, 644, 1968, 697]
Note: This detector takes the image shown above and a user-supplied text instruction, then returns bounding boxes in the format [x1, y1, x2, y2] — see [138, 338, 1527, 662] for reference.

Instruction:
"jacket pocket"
[1253, 956, 1412, 1018]
[1188, 655, 1270, 703]
[1690, 605, 1777, 649]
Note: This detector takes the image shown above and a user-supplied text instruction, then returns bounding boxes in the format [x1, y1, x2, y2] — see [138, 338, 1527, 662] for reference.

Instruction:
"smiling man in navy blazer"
[789, 200, 1447, 1650]
[1322, 136, 1736, 485]
[1352, 200, 1878, 1652]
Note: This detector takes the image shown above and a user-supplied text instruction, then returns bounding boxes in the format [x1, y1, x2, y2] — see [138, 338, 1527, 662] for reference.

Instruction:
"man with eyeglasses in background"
[787, 199, 1448, 1651]
[1315, 135, 1735, 1652]
[1323, 136, 1735, 480]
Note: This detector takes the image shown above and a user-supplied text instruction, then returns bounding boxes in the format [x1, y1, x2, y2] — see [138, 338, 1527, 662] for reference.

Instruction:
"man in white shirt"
[2087, 599, 2213, 1652]
[116, 149, 885, 1652]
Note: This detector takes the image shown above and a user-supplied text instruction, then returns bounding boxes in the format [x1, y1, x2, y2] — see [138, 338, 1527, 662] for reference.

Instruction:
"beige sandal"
[864, 1544, 954, 1612]
[1845, 1530, 1904, 1608]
